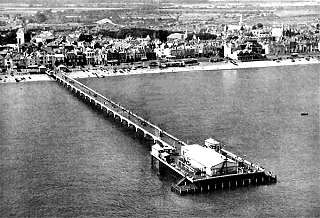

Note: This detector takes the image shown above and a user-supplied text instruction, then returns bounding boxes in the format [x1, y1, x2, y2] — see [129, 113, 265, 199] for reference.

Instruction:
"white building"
[262, 43, 270, 55]
[33, 31, 54, 44]
[252, 29, 271, 38]
[272, 26, 284, 41]
[167, 32, 186, 42]
[54, 54, 65, 64]
[181, 144, 237, 176]
[224, 43, 239, 60]
[204, 138, 221, 150]
[84, 48, 95, 65]
[16, 28, 25, 45]
[154, 46, 172, 59]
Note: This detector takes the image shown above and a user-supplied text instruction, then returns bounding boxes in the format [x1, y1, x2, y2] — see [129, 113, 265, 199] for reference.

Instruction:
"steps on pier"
[171, 183, 199, 195]
[171, 177, 199, 195]
[175, 177, 188, 186]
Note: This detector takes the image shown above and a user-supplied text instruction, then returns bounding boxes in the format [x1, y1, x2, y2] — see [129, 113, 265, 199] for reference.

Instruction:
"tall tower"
[16, 28, 25, 45]
[239, 14, 243, 27]
[184, 29, 188, 40]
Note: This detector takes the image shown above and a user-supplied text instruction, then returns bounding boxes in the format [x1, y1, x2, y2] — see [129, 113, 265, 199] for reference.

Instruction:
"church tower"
[16, 28, 25, 45]
[239, 14, 243, 27]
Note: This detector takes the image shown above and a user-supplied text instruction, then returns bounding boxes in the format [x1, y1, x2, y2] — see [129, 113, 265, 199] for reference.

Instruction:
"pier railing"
[56, 73, 187, 149]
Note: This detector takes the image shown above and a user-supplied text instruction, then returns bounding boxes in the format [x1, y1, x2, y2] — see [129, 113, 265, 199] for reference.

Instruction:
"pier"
[50, 72, 277, 195]
[51, 72, 186, 149]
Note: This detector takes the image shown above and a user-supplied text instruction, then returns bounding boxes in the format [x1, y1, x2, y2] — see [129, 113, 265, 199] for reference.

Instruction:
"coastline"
[1, 57, 319, 84]
[0, 74, 54, 84]
[67, 58, 320, 79]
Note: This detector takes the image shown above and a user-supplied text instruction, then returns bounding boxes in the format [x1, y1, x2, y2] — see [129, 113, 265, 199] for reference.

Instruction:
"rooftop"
[182, 144, 235, 168]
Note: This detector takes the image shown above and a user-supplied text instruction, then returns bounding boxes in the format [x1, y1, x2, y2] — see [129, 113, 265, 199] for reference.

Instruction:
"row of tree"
[0, 29, 34, 45]
[95, 28, 218, 42]
[96, 28, 171, 42]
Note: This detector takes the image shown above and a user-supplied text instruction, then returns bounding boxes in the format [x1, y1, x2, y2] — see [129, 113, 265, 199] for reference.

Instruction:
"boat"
[301, 112, 308, 116]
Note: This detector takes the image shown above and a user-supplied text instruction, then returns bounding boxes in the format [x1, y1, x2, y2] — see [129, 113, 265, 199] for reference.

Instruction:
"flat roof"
[54, 54, 64, 58]
[205, 138, 220, 145]
[182, 144, 234, 168]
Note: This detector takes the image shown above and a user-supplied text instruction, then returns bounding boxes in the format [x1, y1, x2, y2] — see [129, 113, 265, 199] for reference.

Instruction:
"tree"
[37, 41, 43, 49]
[257, 23, 263, 29]
[35, 12, 47, 23]
[78, 34, 93, 43]
[94, 42, 102, 49]
[24, 31, 32, 43]
[197, 33, 217, 40]
[0, 30, 17, 45]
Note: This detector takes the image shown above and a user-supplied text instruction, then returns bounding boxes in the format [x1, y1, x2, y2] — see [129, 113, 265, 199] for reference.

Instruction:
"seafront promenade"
[1, 57, 319, 84]
[66, 57, 320, 79]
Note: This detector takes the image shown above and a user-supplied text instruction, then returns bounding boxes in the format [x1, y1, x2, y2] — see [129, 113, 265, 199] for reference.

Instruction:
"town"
[0, 8, 320, 79]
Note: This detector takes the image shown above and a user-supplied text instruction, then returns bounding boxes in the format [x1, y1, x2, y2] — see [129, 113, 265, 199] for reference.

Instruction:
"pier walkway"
[51, 72, 186, 150]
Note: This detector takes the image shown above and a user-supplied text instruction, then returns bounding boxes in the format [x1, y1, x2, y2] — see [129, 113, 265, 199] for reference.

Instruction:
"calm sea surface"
[1, 64, 319, 217]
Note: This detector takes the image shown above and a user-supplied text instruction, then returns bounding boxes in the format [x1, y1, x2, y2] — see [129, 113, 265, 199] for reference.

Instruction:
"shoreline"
[1, 58, 319, 84]
[67, 58, 320, 79]
[0, 74, 55, 84]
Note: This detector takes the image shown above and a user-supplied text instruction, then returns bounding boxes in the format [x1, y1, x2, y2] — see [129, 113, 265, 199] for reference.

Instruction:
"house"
[94, 48, 105, 65]
[54, 53, 65, 66]
[272, 26, 284, 41]
[16, 28, 25, 45]
[39, 65, 47, 73]
[46, 53, 55, 68]
[0, 53, 6, 71]
[76, 51, 86, 66]
[35, 51, 46, 66]
[65, 51, 77, 66]
[33, 31, 54, 44]
[154, 43, 172, 59]
[4, 53, 13, 68]
[12, 53, 24, 68]
[84, 48, 94, 65]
